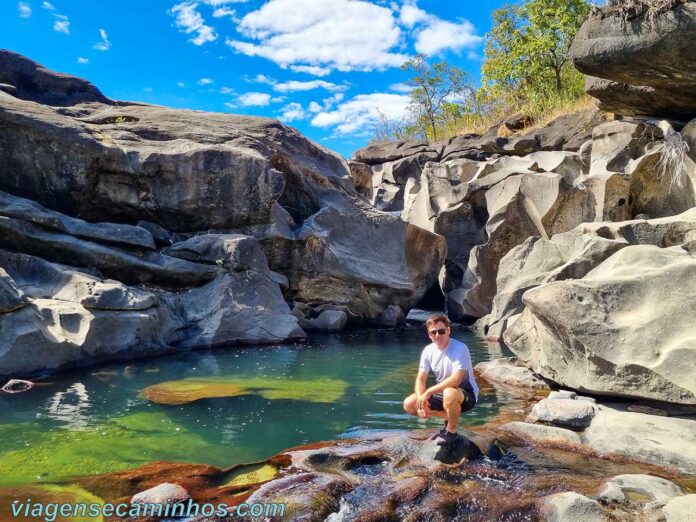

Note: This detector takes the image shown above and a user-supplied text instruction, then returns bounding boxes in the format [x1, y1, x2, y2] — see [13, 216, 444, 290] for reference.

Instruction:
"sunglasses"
[428, 328, 448, 336]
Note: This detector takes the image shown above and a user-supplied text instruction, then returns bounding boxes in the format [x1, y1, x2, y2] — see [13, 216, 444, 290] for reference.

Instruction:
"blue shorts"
[428, 387, 476, 412]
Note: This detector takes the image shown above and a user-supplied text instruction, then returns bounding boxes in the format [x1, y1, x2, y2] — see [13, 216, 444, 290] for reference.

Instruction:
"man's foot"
[435, 430, 458, 446]
[430, 420, 448, 440]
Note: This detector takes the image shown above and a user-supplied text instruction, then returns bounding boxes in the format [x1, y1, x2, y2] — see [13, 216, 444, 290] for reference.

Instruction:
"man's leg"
[403, 393, 419, 416]
[442, 387, 464, 433]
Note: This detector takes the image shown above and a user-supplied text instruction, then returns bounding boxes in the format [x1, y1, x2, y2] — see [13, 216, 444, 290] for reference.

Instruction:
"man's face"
[428, 321, 450, 348]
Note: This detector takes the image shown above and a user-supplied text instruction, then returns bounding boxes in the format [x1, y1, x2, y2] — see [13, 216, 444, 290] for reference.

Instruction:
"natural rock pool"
[0, 327, 514, 488]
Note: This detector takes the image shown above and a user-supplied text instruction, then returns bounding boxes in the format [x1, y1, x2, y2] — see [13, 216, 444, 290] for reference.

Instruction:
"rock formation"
[0, 50, 445, 376]
[571, 2, 696, 119]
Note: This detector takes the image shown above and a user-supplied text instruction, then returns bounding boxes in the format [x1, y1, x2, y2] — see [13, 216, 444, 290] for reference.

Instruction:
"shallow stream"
[0, 327, 514, 488]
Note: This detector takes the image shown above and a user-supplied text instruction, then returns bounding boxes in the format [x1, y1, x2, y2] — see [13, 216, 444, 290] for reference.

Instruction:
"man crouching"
[403, 314, 478, 445]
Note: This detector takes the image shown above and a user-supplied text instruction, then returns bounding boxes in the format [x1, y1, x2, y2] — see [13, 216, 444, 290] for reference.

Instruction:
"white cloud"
[278, 102, 306, 122]
[248, 73, 276, 85]
[311, 92, 410, 135]
[399, 2, 428, 28]
[212, 7, 237, 20]
[93, 28, 111, 51]
[289, 65, 331, 77]
[18, 2, 31, 18]
[224, 102, 238, 109]
[203, 0, 247, 5]
[171, 2, 217, 45]
[42, 1, 55, 10]
[238, 92, 271, 106]
[414, 19, 481, 56]
[198, 77, 214, 85]
[177, 81, 186, 87]
[272, 80, 347, 93]
[226, 0, 408, 73]
[308, 101, 322, 113]
[389, 82, 412, 93]
[53, 15, 70, 34]
[220, 86, 234, 94]
[77, 57, 89, 64]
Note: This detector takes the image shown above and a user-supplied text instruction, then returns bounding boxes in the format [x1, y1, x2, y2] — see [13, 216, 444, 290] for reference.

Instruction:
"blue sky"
[3, 0, 509, 158]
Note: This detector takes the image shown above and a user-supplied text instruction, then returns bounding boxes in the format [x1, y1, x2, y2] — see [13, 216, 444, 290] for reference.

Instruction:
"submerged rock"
[143, 377, 349, 406]
[1, 378, 34, 393]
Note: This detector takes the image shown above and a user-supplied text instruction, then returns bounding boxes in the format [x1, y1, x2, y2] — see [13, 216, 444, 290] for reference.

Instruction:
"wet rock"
[527, 399, 597, 431]
[662, 495, 696, 522]
[300, 310, 348, 332]
[475, 357, 549, 390]
[541, 492, 607, 522]
[246, 472, 353, 522]
[598, 474, 683, 504]
[376, 304, 405, 327]
[131, 482, 189, 506]
[1, 378, 34, 393]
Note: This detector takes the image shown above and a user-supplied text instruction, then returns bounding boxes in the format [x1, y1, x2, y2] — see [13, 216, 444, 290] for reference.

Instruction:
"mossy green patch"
[143, 377, 349, 405]
[38, 485, 105, 521]
[360, 364, 414, 395]
[0, 412, 216, 487]
[223, 463, 278, 488]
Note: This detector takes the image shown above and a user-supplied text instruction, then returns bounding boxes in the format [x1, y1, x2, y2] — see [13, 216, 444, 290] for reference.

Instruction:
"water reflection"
[41, 382, 91, 430]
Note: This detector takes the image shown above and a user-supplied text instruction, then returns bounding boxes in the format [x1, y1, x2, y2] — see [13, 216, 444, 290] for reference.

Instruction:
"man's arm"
[414, 370, 428, 397]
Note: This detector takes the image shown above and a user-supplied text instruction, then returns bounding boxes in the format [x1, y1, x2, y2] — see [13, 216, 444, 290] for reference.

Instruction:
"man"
[403, 314, 478, 445]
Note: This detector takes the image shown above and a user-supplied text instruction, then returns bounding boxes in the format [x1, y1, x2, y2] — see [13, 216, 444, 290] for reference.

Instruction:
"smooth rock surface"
[662, 495, 696, 522]
[475, 357, 550, 389]
[541, 492, 607, 522]
[598, 474, 683, 504]
[506, 241, 696, 405]
[527, 398, 597, 430]
[583, 407, 696, 475]
[131, 482, 190, 505]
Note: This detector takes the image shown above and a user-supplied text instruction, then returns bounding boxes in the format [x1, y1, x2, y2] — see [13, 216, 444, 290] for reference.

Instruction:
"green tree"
[483, 0, 590, 107]
[401, 54, 472, 141]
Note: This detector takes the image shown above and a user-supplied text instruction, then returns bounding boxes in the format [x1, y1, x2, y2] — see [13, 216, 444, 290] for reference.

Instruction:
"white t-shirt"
[419, 338, 479, 400]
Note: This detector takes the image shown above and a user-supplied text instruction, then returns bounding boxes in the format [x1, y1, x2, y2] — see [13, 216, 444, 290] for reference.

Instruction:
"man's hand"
[416, 391, 432, 417]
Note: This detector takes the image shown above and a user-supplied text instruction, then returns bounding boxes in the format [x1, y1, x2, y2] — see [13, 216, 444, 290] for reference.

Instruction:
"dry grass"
[520, 95, 597, 134]
[607, 0, 690, 21]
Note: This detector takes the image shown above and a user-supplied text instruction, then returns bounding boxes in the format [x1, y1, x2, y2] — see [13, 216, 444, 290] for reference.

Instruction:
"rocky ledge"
[0, 50, 444, 376]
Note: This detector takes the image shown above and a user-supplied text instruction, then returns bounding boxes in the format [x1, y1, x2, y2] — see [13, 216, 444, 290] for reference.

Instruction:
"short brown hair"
[425, 314, 450, 330]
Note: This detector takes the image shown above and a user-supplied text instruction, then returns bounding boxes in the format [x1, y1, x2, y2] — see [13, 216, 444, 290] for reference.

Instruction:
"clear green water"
[0, 327, 513, 487]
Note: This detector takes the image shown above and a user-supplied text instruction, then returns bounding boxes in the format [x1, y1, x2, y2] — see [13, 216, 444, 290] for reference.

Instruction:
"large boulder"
[0, 51, 444, 322]
[0, 250, 178, 376]
[571, 3, 696, 119]
[476, 231, 627, 340]
[506, 241, 696, 405]
[0, 49, 110, 106]
[160, 234, 305, 348]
